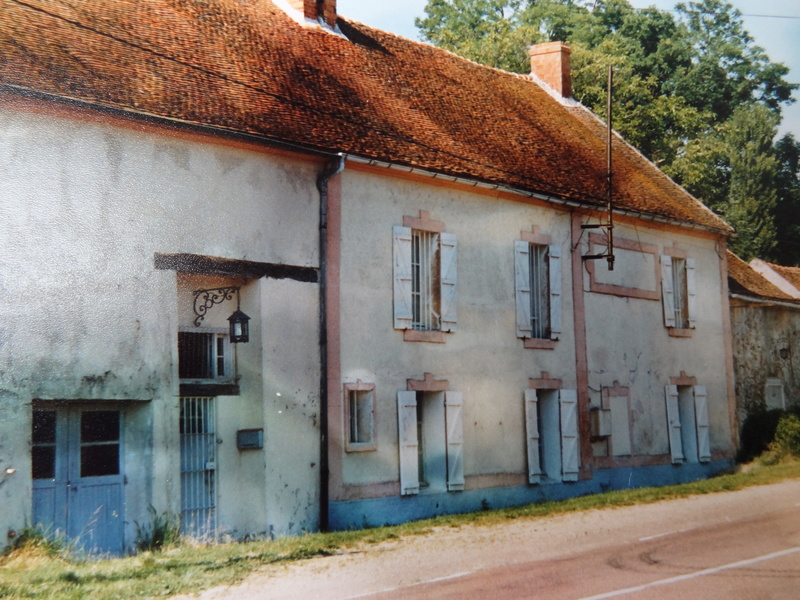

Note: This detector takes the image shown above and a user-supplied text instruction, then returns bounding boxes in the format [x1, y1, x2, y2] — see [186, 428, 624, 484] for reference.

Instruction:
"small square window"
[345, 384, 376, 452]
[179, 330, 231, 381]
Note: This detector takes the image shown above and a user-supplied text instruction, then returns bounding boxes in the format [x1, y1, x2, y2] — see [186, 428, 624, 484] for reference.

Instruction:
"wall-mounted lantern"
[193, 286, 251, 343]
[228, 308, 251, 344]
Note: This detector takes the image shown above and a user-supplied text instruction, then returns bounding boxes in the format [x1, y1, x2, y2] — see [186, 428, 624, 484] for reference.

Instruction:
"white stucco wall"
[0, 102, 321, 549]
[336, 169, 577, 492]
[335, 167, 734, 503]
[582, 225, 733, 458]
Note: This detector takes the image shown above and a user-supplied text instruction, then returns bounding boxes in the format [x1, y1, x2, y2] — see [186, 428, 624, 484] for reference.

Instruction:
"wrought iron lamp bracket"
[193, 286, 240, 327]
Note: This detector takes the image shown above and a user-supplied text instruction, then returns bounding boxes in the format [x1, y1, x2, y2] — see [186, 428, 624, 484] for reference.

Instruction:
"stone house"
[728, 252, 800, 419]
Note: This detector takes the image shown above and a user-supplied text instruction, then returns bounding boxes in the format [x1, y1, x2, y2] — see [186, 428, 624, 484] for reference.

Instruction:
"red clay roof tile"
[0, 0, 731, 232]
[727, 251, 798, 301]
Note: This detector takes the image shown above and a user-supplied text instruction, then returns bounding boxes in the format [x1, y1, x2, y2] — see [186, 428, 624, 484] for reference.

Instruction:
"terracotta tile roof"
[0, 0, 731, 233]
[767, 263, 800, 292]
[727, 252, 797, 301]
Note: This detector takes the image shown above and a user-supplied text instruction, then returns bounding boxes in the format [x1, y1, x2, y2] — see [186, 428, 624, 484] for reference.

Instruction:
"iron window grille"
[411, 229, 441, 331]
[671, 257, 690, 329]
[529, 244, 551, 339]
[178, 329, 232, 381]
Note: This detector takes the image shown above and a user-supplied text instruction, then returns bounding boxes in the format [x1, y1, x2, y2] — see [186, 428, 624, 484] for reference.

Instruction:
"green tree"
[773, 134, 800, 266]
[720, 104, 779, 260]
[416, 0, 797, 260]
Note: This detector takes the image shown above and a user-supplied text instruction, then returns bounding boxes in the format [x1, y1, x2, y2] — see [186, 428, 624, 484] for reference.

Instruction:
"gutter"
[316, 153, 345, 532]
[730, 293, 800, 310]
[345, 155, 731, 237]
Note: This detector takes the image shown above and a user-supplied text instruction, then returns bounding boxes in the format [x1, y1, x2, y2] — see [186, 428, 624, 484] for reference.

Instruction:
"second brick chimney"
[529, 42, 572, 98]
[287, 0, 336, 28]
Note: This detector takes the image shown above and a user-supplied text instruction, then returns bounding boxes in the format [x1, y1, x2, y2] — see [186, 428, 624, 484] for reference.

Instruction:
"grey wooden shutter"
[397, 391, 419, 495]
[445, 391, 464, 491]
[660, 255, 676, 328]
[524, 389, 542, 484]
[665, 385, 684, 463]
[393, 226, 413, 330]
[686, 258, 697, 329]
[548, 244, 562, 340]
[439, 232, 458, 332]
[514, 241, 533, 338]
[559, 389, 579, 482]
[694, 385, 710, 463]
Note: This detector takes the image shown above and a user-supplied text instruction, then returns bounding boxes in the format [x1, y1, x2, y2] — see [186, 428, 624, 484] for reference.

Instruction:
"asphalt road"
[363, 504, 800, 599]
[184, 479, 800, 600]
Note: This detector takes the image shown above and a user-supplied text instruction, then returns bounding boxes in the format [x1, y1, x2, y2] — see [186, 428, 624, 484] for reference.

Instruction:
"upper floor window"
[660, 254, 696, 333]
[178, 330, 231, 381]
[393, 212, 457, 342]
[515, 237, 561, 347]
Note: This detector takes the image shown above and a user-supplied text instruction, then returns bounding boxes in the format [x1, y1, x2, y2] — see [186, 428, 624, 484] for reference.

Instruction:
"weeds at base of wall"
[758, 412, 800, 465]
[738, 406, 800, 463]
[2, 525, 74, 563]
[133, 506, 181, 553]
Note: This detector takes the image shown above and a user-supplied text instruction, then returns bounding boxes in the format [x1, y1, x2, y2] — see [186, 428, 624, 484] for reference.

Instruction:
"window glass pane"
[349, 391, 373, 444]
[81, 411, 120, 443]
[80, 444, 120, 477]
[530, 244, 550, 338]
[32, 446, 56, 479]
[32, 410, 56, 444]
[216, 336, 226, 377]
[179, 332, 214, 379]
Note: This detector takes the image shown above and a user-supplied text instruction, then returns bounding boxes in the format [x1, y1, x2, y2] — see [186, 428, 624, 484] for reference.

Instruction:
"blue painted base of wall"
[329, 461, 733, 530]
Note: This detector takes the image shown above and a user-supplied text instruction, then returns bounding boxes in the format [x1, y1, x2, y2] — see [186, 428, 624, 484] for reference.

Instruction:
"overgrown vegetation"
[2, 459, 799, 600]
[737, 406, 800, 463]
[134, 506, 181, 553]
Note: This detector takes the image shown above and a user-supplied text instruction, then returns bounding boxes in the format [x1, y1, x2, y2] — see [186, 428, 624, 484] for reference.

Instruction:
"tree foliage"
[416, 0, 798, 263]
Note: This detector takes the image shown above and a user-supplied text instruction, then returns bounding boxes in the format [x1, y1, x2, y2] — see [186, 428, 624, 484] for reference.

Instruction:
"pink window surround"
[669, 371, 697, 386]
[662, 243, 694, 338]
[403, 210, 445, 233]
[407, 372, 449, 392]
[400, 210, 449, 344]
[520, 225, 552, 246]
[519, 226, 558, 350]
[528, 372, 563, 390]
[344, 380, 377, 453]
[585, 233, 661, 301]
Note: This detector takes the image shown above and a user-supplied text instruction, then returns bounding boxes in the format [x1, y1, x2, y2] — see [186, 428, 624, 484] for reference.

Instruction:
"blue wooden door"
[32, 407, 124, 555]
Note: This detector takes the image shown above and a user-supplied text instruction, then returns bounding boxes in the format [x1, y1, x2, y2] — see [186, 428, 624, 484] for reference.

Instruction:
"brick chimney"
[287, 0, 337, 28]
[529, 42, 572, 98]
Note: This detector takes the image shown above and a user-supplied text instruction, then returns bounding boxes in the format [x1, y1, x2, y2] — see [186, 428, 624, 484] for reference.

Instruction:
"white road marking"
[344, 572, 473, 599]
[638, 527, 691, 542]
[576, 547, 800, 600]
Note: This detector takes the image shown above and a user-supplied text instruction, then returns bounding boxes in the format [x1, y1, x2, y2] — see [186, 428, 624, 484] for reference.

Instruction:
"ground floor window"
[397, 390, 463, 495]
[665, 384, 710, 464]
[524, 389, 579, 484]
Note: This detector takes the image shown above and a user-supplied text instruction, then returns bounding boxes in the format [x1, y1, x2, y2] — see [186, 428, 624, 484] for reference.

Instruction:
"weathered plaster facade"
[0, 101, 322, 550]
[327, 164, 736, 529]
[730, 301, 800, 417]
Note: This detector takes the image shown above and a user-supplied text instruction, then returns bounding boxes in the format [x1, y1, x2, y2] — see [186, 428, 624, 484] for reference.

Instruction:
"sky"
[337, 0, 800, 140]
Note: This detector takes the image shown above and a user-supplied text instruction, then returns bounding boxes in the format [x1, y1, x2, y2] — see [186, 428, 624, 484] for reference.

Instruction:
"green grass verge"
[2, 459, 799, 600]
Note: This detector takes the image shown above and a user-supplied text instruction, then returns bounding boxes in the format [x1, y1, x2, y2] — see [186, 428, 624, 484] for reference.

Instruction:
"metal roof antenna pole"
[606, 65, 615, 271]
[317, 152, 345, 532]
[581, 64, 615, 270]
